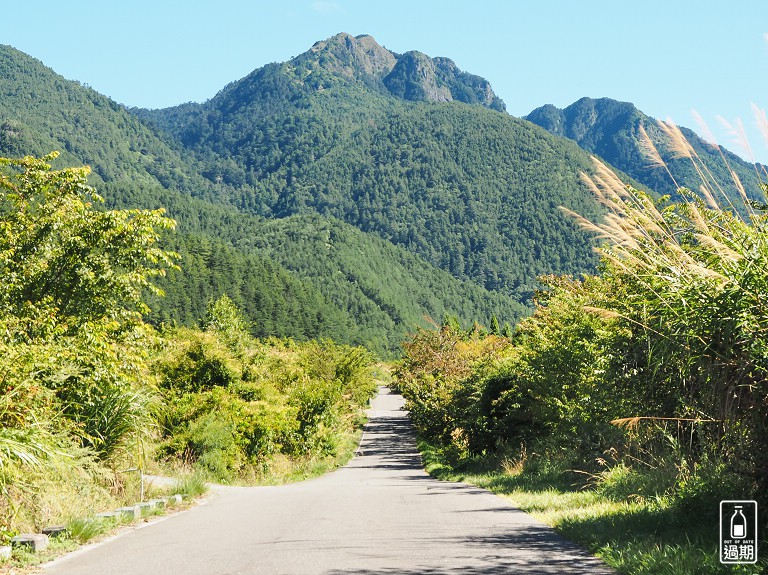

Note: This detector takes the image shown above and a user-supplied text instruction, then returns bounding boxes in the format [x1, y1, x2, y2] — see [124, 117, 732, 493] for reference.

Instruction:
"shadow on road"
[350, 414, 425, 471]
[330, 393, 615, 575]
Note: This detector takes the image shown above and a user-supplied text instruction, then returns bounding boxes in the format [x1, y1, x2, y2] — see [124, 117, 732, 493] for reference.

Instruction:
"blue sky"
[4, 0, 768, 161]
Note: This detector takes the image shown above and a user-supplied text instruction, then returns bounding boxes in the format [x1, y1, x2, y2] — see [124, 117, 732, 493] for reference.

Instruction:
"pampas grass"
[562, 114, 768, 493]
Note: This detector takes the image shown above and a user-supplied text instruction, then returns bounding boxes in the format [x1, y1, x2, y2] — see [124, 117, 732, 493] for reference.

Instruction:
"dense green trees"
[237, 214, 528, 354]
[397, 155, 768, 512]
[146, 231, 354, 343]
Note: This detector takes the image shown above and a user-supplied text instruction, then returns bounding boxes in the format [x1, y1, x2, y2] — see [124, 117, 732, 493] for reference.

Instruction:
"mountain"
[0, 44, 217, 197]
[136, 33, 603, 297]
[4, 35, 767, 358]
[0, 40, 531, 355]
[525, 97, 765, 205]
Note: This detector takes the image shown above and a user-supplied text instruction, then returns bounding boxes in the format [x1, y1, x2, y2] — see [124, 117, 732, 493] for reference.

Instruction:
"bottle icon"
[731, 506, 747, 539]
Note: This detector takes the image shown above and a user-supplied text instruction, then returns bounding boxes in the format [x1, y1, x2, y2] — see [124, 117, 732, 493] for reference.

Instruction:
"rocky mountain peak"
[384, 51, 452, 103]
[303, 33, 505, 111]
[307, 32, 397, 79]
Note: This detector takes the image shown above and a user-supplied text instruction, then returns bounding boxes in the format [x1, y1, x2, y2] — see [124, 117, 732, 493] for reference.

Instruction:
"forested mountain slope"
[0, 44, 217, 196]
[0, 40, 531, 354]
[236, 214, 528, 352]
[526, 97, 766, 204]
[137, 33, 604, 297]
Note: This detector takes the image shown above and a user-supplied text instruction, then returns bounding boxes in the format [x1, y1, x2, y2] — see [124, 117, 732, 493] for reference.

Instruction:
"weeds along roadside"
[2, 473, 208, 571]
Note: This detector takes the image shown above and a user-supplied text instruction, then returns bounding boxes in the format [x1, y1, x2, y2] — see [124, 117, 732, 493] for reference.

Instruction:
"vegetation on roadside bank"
[0, 154, 377, 552]
[395, 132, 768, 573]
[2, 483, 202, 572]
[154, 294, 377, 484]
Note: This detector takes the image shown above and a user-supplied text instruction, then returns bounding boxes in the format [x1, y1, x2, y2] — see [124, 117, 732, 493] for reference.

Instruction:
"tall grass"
[564, 117, 768, 497]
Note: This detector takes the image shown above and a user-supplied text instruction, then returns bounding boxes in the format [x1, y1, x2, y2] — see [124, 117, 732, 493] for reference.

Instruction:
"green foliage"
[397, 275, 629, 465]
[204, 294, 250, 350]
[397, 153, 768, 557]
[156, 319, 377, 483]
[186, 411, 242, 480]
[396, 325, 513, 452]
[0, 153, 176, 534]
[0, 154, 175, 463]
[0, 153, 177, 330]
[145, 229, 356, 345]
[159, 330, 242, 394]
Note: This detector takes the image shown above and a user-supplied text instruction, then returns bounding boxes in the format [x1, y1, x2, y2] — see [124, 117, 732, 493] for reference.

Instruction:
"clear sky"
[4, 0, 768, 162]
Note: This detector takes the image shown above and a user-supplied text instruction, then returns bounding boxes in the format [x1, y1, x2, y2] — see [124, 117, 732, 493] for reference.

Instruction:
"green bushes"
[397, 292, 626, 469]
[155, 298, 377, 482]
[397, 143, 768, 518]
[395, 321, 511, 452]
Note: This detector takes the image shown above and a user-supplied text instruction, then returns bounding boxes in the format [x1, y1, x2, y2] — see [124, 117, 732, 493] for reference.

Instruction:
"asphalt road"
[43, 387, 613, 574]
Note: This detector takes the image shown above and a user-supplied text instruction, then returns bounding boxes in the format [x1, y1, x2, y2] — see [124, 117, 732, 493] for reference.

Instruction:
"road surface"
[44, 387, 613, 574]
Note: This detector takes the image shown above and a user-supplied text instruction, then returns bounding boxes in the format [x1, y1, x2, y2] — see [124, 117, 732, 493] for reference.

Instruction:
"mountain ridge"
[0, 39, 529, 354]
[6, 34, 764, 355]
[525, 96, 765, 205]
[251, 32, 506, 110]
[135, 33, 604, 297]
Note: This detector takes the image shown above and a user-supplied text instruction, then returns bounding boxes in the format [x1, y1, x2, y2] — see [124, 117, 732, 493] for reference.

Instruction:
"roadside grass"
[419, 441, 766, 575]
[2, 514, 137, 572]
[172, 471, 209, 497]
[2, 535, 80, 572]
[0, 477, 206, 573]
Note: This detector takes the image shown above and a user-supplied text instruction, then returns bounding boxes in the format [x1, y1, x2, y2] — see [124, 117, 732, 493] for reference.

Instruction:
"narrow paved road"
[44, 388, 613, 574]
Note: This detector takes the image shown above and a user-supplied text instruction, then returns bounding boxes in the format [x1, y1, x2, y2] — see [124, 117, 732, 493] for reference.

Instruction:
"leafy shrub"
[673, 459, 753, 522]
[157, 329, 242, 394]
[396, 322, 511, 448]
[187, 413, 241, 481]
[155, 317, 376, 482]
[0, 154, 176, 535]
